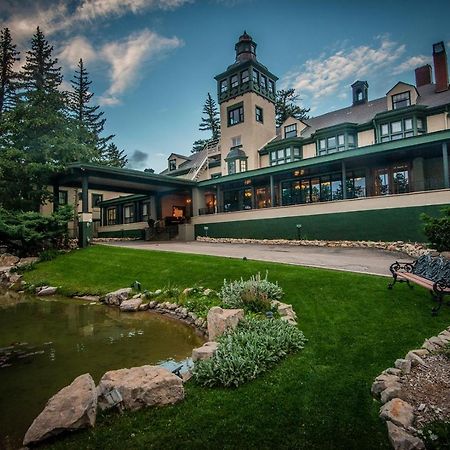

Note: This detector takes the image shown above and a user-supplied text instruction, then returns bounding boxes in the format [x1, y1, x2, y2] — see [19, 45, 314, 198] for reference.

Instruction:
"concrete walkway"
[102, 240, 408, 277]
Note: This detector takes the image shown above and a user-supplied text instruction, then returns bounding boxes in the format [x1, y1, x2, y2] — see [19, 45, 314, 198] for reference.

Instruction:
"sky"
[1, 0, 450, 172]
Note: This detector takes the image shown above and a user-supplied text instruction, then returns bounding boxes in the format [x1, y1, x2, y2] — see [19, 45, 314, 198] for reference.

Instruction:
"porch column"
[78, 175, 92, 248]
[341, 161, 347, 199]
[52, 182, 59, 212]
[191, 187, 206, 216]
[443, 142, 450, 189]
[216, 186, 222, 213]
[412, 157, 425, 192]
[81, 175, 89, 213]
[270, 175, 275, 207]
[155, 194, 163, 220]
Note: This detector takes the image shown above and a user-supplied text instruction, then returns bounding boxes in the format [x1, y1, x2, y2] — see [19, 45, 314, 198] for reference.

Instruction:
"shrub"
[219, 272, 283, 313]
[421, 207, 450, 252]
[179, 294, 221, 318]
[193, 317, 306, 387]
[419, 421, 450, 450]
[0, 205, 73, 256]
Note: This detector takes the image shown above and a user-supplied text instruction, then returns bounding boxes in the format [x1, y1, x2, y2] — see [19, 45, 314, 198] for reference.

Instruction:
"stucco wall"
[386, 83, 418, 111]
[357, 129, 376, 147]
[427, 113, 448, 133]
[302, 143, 316, 159]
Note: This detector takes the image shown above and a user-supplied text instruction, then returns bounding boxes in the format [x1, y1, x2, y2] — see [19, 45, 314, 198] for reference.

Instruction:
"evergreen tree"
[199, 93, 220, 139]
[191, 138, 209, 153]
[275, 88, 310, 127]
[144, 168, 155, 173]
[67, 58, 113, 155]
[103, 143, 128, 168]
[0, 28, 20, 117]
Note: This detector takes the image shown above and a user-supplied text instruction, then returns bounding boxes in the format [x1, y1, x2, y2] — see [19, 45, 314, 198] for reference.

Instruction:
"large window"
[379, 117, 422, 142]
[228, 104, 244, 126]
[240, 159, 248, 172]
[270, 147, 302, 166]
[317, 132, 356, 155]
[228, 160, 236, 175]
[58, 190, 68, 205]
[123, 204, 135, 224]
[392, 91, 411, 110]
[268, 80, 275, 95]
[107, 207, 117, 225]
[231, 74, 238, 88]
[220, 79, 228, 93]
[255, 106, 263, 123]
[252, 69, 259, 84]
[284, 124, 297, 138]
[260, 74, 267, 90]
[241, 69, 249, 83]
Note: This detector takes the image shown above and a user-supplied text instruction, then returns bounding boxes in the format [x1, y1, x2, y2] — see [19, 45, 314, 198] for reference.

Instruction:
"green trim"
[214, 60, 278, 83]
[98, 229, 144, 239]
[99, 194, 148, 207]
[314, 122, 358, 136]
[373, 105, 427, 121]
[194, 204, 449, 242]
[199, 129, 450, 187]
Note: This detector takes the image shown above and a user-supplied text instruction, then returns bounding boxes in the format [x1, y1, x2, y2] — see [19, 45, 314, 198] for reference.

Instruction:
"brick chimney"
[415, 64, 432, 87]
[433, 41, 449, 92]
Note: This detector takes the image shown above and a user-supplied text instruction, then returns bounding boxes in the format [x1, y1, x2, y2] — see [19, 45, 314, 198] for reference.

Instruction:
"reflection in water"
[0, 291, 204, 449]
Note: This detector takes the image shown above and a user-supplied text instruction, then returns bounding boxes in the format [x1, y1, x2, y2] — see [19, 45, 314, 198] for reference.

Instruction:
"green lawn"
[23, 245, 449, 449]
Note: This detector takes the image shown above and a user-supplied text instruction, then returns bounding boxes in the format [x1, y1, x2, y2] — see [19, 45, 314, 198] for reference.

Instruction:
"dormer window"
[392, 91, 411, 110]
[169, 159, 177, 171]
[317, 131, 357, 155]
[284, 124, 297, 138]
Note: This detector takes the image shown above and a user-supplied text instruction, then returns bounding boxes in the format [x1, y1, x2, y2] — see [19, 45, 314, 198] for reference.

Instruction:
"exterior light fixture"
[204, 226, 209, 237]
[296, 224, 302, 240]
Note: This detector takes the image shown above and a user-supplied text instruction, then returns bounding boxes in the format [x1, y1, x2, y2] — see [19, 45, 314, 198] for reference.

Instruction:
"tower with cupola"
[214, 32, 278, 175]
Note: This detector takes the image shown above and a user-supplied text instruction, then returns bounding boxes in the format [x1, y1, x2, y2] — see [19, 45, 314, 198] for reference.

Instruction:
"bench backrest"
[413, 254, 450, 283]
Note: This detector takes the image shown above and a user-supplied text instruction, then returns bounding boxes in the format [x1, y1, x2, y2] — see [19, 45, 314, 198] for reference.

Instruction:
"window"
[317, 132, 357, 154]
[169, 159, 177, 171]
[231, 74, 238, 88]
[228, 104, 244, 126]
[327, 136, 336, 150]
[123, 204, 135, 224]
[92, 193, 103, 207]
[379, 117, 422, 142]
[319, 139, 326, 151]
[270, 147, 301, 166]
[220, 79, 228, 93]
[417, 117, 425, 134]
[348, 134, 356, 147]
[260, 74, 267, 90]
[255, 106, 263, 123]
[241, 69, 249, 83]
[392, 91, 411, 110]
[268, 80, 275, 94]
[228, 160, 236, 175]
[252, 69, 259, 84]
[393, 165, 409, 194]
[240, 159, 248, 172]
[107, 207, 117, 225]
[58, 190, 68, 205]
[231, 136, 241, 147]
[284, 124, 297, 138]
[142, 202, 151, 222]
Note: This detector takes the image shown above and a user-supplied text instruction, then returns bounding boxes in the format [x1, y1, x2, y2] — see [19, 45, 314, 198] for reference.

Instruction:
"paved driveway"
[102, 240, 408, 276]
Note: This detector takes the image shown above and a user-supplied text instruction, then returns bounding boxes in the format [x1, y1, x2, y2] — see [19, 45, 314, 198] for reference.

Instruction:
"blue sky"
[1, 0, 449, 172]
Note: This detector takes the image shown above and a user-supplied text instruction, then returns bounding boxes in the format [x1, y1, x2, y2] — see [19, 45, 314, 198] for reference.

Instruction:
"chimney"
[433, 41, 449, 92]
[415, 64, 432, 87]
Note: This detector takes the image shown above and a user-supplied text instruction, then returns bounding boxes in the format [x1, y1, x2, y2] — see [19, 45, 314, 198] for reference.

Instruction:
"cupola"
[351, 80, 369, 106]
[235, 31, 257, 64]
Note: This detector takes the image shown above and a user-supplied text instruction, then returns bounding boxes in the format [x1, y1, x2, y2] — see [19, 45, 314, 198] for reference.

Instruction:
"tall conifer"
[199, 93, 220, 140]
[0, 28, 19, 117]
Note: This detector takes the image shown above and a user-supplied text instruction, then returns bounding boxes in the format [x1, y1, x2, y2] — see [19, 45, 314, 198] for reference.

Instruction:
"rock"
[132, 293, 142, 299]
[380, 398, 415, 428]
[386, 421, 425, 450]
[119, 297, 143, 312]
[372, 374, 400, 398]
[207, 306, 244, 341]
[23, 374, 97, 446]
[104, 288, 132, 306]
[37, 286, 58, 296]
[280, 316, 297, 326]
[410, 349, 429, 357]
[0, 253, 19, 267]
[16, 257, 39, 267]
[438, 330, 450, 343]
[97, 365, 184, 411]
[203, 289, 212, 296]
[405, 351, 426, 367]
[148, 301, 157, 309]
[182, 288, 192, 296]
[381, 384, 403, 403]
[385, 368, 402, 376]
[395, 359, 412, 374]
[181, 371, 193, 383]
[73, 295, 100, 302]
[139, 303, 149, 311]
[422, 339, 440, 352]
[192, 341, 218, 361]
[272, 300, 297, 320]
[427, 336, 446, 348]
[154, 289, 162, 295]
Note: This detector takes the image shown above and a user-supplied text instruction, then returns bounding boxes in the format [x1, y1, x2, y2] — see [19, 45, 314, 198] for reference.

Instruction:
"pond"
[0, 290, 204, 449]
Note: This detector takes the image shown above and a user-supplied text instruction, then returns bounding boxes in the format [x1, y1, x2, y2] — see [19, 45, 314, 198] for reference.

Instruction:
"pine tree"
[67, 58, 113, 155]
[0, 28, 20, 117]
[103, 143, 128, 168]
[275, 88, 310, 127]
[191, 138, 209, 153]
[199, 92, 220, 140]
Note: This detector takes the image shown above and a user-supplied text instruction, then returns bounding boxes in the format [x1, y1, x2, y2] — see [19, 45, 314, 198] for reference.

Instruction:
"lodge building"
[46, 33, 450, 245]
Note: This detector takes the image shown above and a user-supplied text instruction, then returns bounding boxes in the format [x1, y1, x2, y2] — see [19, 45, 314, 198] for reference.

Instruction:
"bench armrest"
[433, 278, 450, 294]
[389, 261, 415, 276]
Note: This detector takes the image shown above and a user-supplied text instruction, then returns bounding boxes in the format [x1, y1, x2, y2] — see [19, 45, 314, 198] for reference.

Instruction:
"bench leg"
[387, 274, 397, 290]
[431, 294, 443, 316]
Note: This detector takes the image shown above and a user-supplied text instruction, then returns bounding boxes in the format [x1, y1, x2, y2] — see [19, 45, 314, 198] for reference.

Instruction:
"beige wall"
[427, 113, 449, 133]
[98, 222, 147, 233]
[281, 117, 308, 137]
[168, 154, 190, 171]
[219, 92, 276, 174]
[357, 129, 376, 147]
[192, 189, 450, 225]
[302, 143, 316, 159]
[161, 194, 191, 218]
[386, 83, 418, 111]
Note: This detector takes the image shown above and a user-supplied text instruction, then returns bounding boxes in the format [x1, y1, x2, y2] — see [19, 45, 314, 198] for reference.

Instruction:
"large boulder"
[207, 306, 244, 340]
[192, 341, 218, 361]
[119, 297, 143, 312]
[380, 398, 415, 429]
[0, 253, 19, 267]
[103, 288, 132, 306]
[97, 365, 184, 411]
[23, 373, 97, 446]
[386, 421, 425, 450]
[37, 286, 58, 296]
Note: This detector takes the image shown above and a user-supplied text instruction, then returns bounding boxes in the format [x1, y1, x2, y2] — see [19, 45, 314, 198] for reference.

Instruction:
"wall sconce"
[296, 224, 302, 240]
[186, 198, 192, 204]
[204, 226, 209, 237]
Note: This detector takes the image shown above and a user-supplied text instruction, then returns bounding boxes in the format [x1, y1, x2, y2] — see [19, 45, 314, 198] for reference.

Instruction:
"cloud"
[99, 29, 183, 105]
[127, 149, 150, 169]
[58, 36, 97, 69]
[392, 55, 430, 75]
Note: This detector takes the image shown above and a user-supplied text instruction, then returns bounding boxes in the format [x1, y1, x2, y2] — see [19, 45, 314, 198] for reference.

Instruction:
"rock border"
[371, 326, 450, 449]
[196, 237, 430, 258]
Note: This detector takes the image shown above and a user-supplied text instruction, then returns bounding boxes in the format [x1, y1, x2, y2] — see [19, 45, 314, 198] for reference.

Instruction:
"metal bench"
[388, 254, 450, 315]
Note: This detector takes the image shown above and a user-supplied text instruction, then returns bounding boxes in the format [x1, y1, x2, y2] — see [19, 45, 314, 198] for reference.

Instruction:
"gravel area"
[401, 353, 450, 429]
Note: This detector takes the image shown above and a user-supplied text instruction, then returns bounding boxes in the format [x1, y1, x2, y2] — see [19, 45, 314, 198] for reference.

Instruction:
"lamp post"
[204, 226, 209, 237]
[296, 224, 302, 240]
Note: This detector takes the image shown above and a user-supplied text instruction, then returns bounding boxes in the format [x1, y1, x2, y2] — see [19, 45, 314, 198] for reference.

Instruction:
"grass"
[22, 245, 450, 449]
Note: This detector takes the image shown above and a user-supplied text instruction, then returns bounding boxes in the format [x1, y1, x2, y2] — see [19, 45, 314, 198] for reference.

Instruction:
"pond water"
[0, 290, 204, 449]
